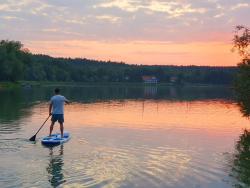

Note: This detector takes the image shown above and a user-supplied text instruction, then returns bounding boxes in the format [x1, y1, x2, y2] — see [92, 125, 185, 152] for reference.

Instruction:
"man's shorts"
[51, 114, 64, 123]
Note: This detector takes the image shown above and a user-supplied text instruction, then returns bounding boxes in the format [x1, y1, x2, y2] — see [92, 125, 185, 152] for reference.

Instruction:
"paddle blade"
[29, 135, 36, 141]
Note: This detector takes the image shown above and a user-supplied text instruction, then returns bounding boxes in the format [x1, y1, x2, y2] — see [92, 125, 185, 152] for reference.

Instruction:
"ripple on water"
[0, 171, 22, 188]
[0, 137, 30, 153]
[98, 145, 228, 188]
[61, 146, 139, 188]
[70, 143, 230, 187]
[126, 146, 192, 187]
[0, 135, 232, 188]
[0, 123, 22, 135]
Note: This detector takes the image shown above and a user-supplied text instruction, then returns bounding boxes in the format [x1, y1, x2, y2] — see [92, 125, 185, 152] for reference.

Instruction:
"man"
[49, 88, 70, 138]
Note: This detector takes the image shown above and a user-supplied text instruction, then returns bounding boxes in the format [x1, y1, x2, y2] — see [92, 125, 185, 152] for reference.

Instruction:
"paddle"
[29, 115, 51, 141]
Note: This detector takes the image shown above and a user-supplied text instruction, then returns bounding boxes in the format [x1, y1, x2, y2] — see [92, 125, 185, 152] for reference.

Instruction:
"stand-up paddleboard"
[41, 132, 70, 146]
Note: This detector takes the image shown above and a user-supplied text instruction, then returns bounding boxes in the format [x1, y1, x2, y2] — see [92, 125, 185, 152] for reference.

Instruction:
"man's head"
[54, 88, 60, 94]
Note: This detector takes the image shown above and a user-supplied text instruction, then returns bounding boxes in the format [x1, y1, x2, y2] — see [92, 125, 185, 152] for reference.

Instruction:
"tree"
[233, 26, 250, 116]
[0, 40, 29, 82]
[233, 25, 250, 60]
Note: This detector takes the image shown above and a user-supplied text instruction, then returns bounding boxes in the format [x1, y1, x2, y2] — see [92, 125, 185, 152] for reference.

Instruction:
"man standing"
[49, 88, 70, 138]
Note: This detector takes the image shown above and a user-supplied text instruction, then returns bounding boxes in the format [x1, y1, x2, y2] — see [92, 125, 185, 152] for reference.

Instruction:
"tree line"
[0, 40, 237, 85]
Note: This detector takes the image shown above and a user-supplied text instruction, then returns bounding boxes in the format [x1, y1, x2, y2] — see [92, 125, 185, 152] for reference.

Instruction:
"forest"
[0, 40, 237, 85]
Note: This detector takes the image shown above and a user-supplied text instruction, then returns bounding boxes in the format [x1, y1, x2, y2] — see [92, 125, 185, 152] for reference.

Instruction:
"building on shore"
[142, 76, 158, 84]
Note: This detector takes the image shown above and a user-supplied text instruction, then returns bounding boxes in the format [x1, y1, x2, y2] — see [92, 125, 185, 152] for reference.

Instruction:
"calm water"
[0, 85, 249, 188]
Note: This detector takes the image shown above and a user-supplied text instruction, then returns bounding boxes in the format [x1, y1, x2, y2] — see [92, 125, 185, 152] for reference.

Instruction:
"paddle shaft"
[34, 115, 51, 136]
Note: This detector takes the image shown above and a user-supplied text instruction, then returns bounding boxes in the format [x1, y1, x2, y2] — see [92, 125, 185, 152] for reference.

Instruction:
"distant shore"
[0, 81, 233, 90]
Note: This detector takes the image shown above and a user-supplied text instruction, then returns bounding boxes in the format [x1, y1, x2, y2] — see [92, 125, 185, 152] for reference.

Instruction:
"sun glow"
[26, 40, 239, 66]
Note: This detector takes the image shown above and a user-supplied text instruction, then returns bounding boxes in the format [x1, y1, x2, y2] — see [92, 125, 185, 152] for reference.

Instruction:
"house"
[142, 76, 158, 84]
[170, 76, 178, 83]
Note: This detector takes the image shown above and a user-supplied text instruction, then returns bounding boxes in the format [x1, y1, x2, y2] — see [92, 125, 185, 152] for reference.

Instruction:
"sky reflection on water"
[0, 85, 249, 188]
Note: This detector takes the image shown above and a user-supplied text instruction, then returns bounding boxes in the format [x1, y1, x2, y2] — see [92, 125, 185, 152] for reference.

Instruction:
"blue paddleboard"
[41, 132, 70, 146]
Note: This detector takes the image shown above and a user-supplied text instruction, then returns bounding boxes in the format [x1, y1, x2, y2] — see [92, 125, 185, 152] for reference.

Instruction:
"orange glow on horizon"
[25, 40, 240, 66]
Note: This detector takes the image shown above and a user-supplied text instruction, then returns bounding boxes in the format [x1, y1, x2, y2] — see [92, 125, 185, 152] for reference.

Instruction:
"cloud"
[64, 18, 86, 25]
[146, 1, 207, 17]
[231, 3, 249, 10]
[1, 0, 249, 43]
[29, 2, 52, 15]
[0, 0, 249, 65]
[95, 0, 207, 17]
[214, 13, 224, 18]
[1, 16, 25, 21]
[94, 0, 141, 12]
[0, 0, 34, 12]
[95, 15, 121, 23]
[42, 28, 59, 32]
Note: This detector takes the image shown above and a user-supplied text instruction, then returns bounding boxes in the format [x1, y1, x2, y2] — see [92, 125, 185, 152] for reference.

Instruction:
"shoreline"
[0, 82, 20, 89]
[0, 81, 234, 90]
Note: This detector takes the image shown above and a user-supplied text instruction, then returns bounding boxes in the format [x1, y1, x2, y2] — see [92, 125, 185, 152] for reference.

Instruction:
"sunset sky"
[0, 0, 249, 66]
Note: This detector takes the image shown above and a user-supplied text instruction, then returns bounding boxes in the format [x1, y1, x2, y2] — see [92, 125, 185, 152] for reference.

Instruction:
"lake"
[0, 85, 249, 188]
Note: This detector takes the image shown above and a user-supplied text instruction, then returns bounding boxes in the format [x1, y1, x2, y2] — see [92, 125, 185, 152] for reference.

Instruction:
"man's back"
[50, 95, 66, 114]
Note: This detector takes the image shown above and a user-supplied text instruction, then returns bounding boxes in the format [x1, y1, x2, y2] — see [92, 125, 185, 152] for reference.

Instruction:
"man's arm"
[64, 96, 70, 104]
[49, 103, 52, 115]
[65, 99, 70, 104]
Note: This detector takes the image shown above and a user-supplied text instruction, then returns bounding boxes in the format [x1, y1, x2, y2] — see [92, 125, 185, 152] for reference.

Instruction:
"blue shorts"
[51, 114, 64, 123]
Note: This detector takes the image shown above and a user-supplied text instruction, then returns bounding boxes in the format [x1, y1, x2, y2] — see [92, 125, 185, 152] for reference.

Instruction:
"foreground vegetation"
[0, 40, 237, 86]
[233, 25, 250, 116]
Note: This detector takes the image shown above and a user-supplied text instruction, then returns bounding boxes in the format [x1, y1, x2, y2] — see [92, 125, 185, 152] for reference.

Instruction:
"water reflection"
[235, 85, 250, 117]
[230, 129, 250, 188]
[0, 89, 30, 123]
[0, 85, 244, 188]
[144, 86, 158, 98]
[63, 85, 234, 102]
[0, 85, 233, 131]
[237, 98, 250, 117]
[233, 88, 250, 187]
[46, 145, 65, 187]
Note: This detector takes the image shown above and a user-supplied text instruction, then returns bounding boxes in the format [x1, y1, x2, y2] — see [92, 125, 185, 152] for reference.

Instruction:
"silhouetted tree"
[0, 40, 28, 81]
[233, 25, 250, 116]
